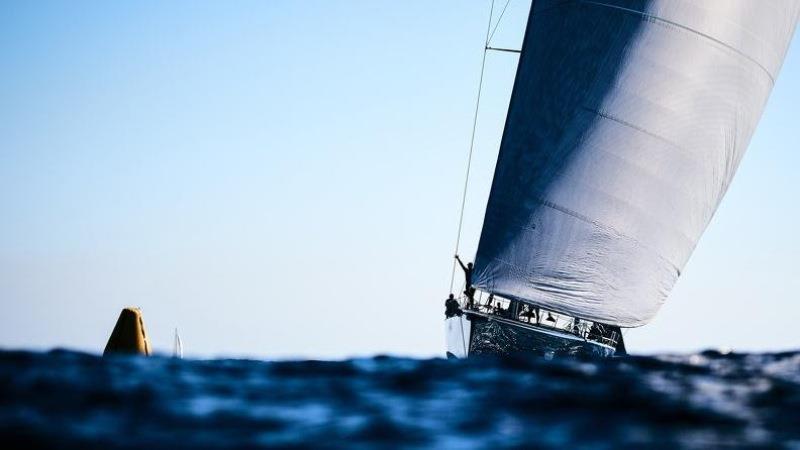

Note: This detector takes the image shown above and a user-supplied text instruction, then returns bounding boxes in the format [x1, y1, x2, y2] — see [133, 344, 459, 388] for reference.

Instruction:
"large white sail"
[473, 0, 799, 327]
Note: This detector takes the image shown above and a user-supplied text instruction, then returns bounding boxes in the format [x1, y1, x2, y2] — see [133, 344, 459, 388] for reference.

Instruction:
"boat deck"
[463, 308, 616, 353]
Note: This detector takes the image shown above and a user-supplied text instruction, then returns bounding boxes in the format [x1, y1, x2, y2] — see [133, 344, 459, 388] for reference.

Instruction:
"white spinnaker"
[473, 0, 800, 327]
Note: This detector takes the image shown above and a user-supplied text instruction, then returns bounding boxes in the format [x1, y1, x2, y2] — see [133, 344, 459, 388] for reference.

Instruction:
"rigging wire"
[487, 0, 513, 46]
[449, 0, 496, 294]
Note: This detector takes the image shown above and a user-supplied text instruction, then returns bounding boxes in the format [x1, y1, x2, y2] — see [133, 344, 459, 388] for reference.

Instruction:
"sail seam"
[527, 197, 682, 272]
[580, 106, 714, 250]
[579, 0, 776, 84]
[583, 106, 682, 151]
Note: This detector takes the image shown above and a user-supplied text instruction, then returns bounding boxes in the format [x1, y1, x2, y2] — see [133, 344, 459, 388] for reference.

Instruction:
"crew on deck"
[494, 301, 507, 318]
[454, 255, 475, 305]
[444, 293, 462, 318]
[484, 294, 494, 311]
[521, 305, 537, 323]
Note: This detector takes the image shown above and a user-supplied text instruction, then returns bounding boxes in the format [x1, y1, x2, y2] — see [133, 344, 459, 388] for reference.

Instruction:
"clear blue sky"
[1, 1, 797, 358]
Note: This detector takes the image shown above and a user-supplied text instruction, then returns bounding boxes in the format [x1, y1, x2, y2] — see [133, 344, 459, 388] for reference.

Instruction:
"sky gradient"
[1, 1, 798, 358]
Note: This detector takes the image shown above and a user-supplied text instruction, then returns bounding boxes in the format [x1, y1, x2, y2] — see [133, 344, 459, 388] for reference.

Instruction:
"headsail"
[473, 0, 799, 327]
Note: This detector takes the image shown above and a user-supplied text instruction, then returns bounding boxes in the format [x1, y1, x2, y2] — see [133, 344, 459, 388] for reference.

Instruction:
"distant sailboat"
[446, 0, 799, 358]
[173, 328, 183, 359]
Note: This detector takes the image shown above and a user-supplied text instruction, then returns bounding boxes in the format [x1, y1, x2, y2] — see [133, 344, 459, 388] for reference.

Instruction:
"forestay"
[473, 0, 800, 327]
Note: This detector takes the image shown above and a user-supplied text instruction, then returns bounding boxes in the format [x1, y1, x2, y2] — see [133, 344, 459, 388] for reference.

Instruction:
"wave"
[1, 349, 798, 448]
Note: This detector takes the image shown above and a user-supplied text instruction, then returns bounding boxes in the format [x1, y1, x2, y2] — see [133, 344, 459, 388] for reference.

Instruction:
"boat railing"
[460, 291, 620, 348]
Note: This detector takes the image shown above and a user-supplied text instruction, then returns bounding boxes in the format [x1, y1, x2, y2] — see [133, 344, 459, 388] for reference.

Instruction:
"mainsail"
[473, 0, 799, 327]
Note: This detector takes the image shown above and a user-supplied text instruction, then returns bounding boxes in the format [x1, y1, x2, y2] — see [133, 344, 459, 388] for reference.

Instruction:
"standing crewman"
[455, 254, 475, 304]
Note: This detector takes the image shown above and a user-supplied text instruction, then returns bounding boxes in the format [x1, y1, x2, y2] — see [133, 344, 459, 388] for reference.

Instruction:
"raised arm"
[455, 254, 467, 272]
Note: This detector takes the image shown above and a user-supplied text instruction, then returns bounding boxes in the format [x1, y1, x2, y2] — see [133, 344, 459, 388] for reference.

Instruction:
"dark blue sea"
[1, 349, 799, 449]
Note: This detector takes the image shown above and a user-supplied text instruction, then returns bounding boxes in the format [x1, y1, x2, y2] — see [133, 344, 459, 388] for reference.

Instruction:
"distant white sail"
[474, 0, 800, 327]
[173, 328, 183, 359]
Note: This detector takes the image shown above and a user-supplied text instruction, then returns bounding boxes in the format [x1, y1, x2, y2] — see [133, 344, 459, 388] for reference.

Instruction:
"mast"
[472, 0, 799, 327]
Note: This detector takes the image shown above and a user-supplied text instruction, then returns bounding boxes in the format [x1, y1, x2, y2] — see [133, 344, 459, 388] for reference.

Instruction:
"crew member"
[455, 254, 475, 303]
[522, 305, 536, 323]
[445, 293, 462, 318]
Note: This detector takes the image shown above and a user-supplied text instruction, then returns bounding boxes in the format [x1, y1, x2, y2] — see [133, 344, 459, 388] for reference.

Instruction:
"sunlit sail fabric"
[473, 0, 799, 327]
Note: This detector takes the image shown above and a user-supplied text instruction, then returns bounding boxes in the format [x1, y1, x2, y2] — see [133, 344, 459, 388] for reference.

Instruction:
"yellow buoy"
[103, 307, 151, 356]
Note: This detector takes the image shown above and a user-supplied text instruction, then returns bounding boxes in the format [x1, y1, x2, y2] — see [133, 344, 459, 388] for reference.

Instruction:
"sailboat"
[173, 328, 183, 359]
[446, 0, 799, 358]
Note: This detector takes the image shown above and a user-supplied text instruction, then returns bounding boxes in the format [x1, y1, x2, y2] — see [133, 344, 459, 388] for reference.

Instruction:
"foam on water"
[1, 349, 799, 448]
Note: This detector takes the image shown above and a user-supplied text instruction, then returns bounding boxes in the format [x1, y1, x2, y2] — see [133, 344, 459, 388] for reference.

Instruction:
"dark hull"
[467, 313, 616, 358]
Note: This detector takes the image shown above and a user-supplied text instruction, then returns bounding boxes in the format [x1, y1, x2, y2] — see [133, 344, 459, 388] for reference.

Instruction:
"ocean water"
[1, 349, 799, 449]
